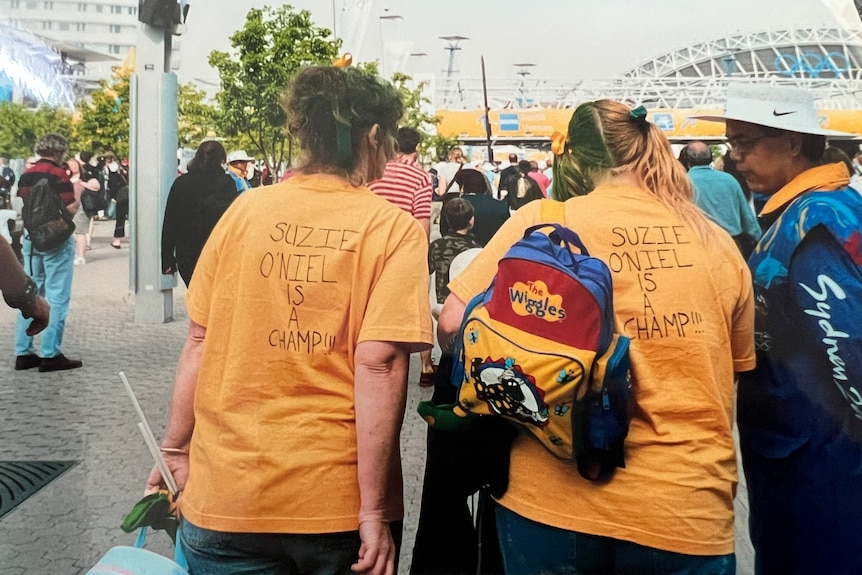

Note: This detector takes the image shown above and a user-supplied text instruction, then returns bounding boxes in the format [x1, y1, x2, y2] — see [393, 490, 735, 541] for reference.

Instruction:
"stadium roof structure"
[0, 15, 77, 107]
[0, 15, 118, 107]
[435, 27, 862, 112]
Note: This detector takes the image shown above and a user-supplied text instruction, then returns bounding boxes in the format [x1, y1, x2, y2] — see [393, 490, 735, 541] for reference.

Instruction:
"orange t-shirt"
[449, 189, 755, 556]
[182, 174, 433, 534]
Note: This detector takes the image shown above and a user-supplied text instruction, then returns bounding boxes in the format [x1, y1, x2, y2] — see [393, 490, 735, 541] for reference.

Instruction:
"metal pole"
[439, 36, 467, 108]
[379, 17, 384, 75]
[332, 0, 337, 41]
[481, 56, 493, 164]
[131, 22, 177, 323]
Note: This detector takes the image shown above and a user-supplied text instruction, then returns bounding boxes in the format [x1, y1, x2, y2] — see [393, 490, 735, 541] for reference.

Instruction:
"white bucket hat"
[227, 150, 255, 163]
[691, 83, 855, 137]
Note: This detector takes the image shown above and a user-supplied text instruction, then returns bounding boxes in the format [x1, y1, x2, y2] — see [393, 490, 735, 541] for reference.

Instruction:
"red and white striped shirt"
[368, 156, 432, 221]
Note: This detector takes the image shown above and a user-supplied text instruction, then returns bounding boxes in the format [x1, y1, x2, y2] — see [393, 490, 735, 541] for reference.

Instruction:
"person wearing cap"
[696, 83, 862, 575]
[13, 133, 83, 372]
[226, 150, 254, 192]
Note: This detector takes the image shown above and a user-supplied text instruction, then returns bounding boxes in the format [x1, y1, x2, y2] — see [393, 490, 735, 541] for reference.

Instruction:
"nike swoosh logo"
[773, 110, 797, 117]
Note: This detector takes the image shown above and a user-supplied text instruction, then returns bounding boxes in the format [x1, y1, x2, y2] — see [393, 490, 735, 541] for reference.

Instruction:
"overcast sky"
[178, 0, 860, 86]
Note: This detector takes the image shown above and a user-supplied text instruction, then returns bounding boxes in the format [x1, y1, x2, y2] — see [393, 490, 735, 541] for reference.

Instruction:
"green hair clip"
[629, 105, 648, 124]
[334, 118, 353, 166]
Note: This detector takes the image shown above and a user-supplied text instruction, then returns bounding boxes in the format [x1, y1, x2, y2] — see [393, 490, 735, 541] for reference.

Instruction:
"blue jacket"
[739, 186, 862, 574]
[228, 170, 249, 193]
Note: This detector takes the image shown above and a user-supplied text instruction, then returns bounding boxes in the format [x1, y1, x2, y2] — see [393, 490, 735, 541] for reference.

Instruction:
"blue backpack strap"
[533, 198, 590, 256]
[449, 291, 487, 389]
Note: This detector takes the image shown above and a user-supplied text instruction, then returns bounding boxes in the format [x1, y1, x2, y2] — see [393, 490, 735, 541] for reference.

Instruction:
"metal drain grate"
[0, 461, 77, 520]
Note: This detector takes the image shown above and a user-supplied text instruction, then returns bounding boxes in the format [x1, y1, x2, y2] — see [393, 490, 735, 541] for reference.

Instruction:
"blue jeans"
[14, 235, 75, 358]
[495, 505, 735, 575]
[180, 519, 402, 575]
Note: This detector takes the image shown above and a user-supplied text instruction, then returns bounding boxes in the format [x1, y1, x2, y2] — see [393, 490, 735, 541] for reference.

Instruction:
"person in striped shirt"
[369, 126, 435, 384]
[369, 127, 432, 237]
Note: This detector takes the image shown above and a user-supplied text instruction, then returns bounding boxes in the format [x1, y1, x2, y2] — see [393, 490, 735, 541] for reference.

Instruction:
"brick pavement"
[0, 219, 754, 574]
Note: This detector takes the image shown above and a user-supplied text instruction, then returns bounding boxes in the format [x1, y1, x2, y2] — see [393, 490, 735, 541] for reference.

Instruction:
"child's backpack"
[450, 200, 632, 480]
[22, 177, 75, 252]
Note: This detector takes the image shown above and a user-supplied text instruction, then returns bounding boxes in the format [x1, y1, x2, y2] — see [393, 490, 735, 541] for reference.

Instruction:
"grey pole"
[130, 22, 178, 323]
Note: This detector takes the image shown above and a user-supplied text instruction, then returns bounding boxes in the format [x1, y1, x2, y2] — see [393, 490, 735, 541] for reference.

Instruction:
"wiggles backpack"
[450, 200, 632, 480]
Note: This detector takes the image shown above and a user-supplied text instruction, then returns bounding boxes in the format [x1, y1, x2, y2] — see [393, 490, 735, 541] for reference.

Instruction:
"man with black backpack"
[13, 133, 83, 372]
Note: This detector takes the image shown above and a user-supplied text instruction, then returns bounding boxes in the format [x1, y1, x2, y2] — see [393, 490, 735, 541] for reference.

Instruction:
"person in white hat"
[696, 83, 862, 575]
[226, 149, 254, 192]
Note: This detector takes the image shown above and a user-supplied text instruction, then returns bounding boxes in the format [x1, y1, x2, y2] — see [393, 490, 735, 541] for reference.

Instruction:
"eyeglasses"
[725, 133, 777, 156]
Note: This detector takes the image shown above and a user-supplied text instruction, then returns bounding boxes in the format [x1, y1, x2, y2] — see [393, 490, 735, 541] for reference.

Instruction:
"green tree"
[390, 72, 456, 166]
[75, 66, 131, 157]
[0, 102, 75, 158]
[177, 82, 218, 148]
[209, 5, 340, 177]
[76, 69, 218, 157]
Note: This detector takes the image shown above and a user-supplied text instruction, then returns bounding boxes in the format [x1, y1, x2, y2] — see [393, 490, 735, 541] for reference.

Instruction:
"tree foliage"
[73, 68, 220, 157]
[209, 5, 340, 176]
[177, 82, 218, 148]
[390, 72, 456, 165]
[0, 102, 75, 158]
[75, 66, 131, 157]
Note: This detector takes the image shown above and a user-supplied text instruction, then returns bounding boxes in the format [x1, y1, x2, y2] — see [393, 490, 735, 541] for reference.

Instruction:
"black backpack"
[22, 177, 75, 252]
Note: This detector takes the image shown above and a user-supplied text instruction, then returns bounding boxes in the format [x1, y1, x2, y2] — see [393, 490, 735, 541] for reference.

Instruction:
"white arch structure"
[435, 28, 862, 112]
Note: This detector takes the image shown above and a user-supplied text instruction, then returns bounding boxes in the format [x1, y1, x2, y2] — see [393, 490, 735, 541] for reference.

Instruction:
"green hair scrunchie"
[629, 105, 649, 133]
[629, 105, 648, 121]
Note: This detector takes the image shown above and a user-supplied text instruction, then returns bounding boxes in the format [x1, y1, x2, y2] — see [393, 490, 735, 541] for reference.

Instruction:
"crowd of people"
[2, 63, 862, 575]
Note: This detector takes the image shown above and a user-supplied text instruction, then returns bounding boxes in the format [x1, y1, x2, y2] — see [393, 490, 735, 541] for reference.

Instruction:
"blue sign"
[500, 113, 520, 132]
[653, 113, 674, 131]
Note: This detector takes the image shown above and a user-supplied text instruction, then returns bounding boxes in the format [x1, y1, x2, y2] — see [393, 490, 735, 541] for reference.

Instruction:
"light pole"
[408, 52, 427, 74]
[378, 12, 403, 77]
[331, 0, 337, 42]
[514, 63, 536, 108]
[440, 35, 468, 107]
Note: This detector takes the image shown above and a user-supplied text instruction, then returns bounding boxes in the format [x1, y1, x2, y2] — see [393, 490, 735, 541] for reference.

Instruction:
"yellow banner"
[437, 108, 862, 140]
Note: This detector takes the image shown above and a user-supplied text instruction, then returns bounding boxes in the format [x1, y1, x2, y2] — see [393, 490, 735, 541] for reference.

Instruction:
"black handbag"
[81, 188, 107, 217]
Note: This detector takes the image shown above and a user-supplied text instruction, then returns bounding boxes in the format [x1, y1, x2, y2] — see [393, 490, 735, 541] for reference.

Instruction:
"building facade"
[2, 0, 180, 81]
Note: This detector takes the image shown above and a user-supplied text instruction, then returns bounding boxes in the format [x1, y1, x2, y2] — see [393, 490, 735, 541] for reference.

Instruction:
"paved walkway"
[0, 220, 754, 574]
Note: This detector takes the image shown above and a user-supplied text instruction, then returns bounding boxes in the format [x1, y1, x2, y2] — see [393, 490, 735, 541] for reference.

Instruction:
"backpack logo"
[509, 280, 566, 321]
[470, 356, 550, 426]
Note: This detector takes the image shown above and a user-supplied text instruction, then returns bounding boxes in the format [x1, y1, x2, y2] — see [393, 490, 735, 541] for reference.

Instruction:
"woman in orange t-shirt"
[439, 101, 754, 575]
[145, 66, 432, 575]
